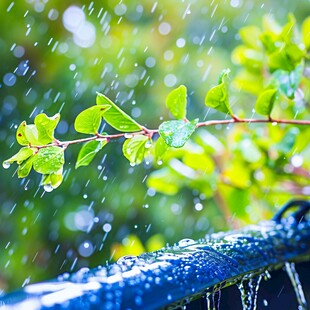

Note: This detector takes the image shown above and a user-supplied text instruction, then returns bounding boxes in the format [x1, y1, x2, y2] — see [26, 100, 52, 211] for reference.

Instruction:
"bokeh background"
[0, 0, 310, 293]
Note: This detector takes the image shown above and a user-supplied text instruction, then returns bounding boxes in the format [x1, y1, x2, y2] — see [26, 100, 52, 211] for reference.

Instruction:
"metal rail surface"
[0, 200, 309, 310]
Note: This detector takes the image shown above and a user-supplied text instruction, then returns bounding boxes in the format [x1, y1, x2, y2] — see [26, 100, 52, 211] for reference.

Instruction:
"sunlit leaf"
[280, 14, 296, 43]
[17, 156, 35, 178]
[122, 135, 149, 165]
[42, 171, 63, 191]
[96, 92, 143, 132]
[34, 113, 60, 144]
[166, 85, 187, 120]
[154, 136, 170, 162]
[271, 64, 303, 99]
[183, 152, 215, 174]
[302, 17, 310, 50]
[147, 168, 181, 195]
[232, 70, 263, 95]
[76, 139, 108, 168]
[159, 119, 198, 148]
[4, 147, 34, 165]
[33, 146, 64, 174]
[239, 26, 262, 49]
[74, 105, 110, 134]
[255, 88, 277, 116]
[16, 121, 29, 146]
[24, 124, 42, 146]
[205, 69, 233, 115]
[232, 46, 263, 72]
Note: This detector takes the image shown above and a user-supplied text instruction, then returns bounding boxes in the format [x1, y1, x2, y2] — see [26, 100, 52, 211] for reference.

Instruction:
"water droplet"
[145, 141, 152, 149]
[124, 133, 133, 139]
[3, 162, 10, 169]
[177, 238, 196, 248]
[43, 184, 53, 192]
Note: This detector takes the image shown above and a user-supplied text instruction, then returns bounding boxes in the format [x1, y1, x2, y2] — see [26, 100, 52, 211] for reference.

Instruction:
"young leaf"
[166, 85, 187, 120]
[33, 146, 64, 174]
[42, 171, 63, 191]
[34, 113, 60, 144]
[255, 89, 277, 116]
[16, 121, 29, 146]
[96, 92, 143, 132]
[122, 135, 149, 165]
[205, 69, 233, 115]
[239, 26, 262, 49]
[159, 119, 198, 148]
[25, 124, 42, 146]
[271, 64, 303, 99]
[154, 136, 170, 162]
[74, 105, 110, 134]
[18, 156, 35, 178]
[4, 147, 34, 165]
[302, 17, 310, 50]
[76, 140, 108, 168]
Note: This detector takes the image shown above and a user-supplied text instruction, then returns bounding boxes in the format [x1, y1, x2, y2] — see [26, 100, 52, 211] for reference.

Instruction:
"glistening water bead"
[3, 162, 10, 169]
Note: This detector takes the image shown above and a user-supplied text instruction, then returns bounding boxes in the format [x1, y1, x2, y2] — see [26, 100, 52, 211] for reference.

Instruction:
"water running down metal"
[0, 200, 309, 310]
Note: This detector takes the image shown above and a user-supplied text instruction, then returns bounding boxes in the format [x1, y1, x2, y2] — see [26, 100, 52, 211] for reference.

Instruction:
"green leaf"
[76, 140, 108, 168]
[147, 168, 181, 195]
[122, 135, 149, 165]
[239, 26, 262, 49]
[34, 113, 60, 144]
[159, 119, 198, 148]
[302, 17, 310, 50]
[280, 14, 295, 44]
[24, 124, 42, 146]
[18, 156, 35, 178]
[255, 89, 277, 116]
[271, 64, 303, 99]
[33, 146, 64, 174]
[154, 136, 170, 161]
[205, 69, 233, 115]
[96, 92, 143, 132]
[74, 105, 111, 134]
[4, 147, 34, 165]
[16, 121, 29, 146]
[166, 85, 187, 120]
[42, 171, 63, 191]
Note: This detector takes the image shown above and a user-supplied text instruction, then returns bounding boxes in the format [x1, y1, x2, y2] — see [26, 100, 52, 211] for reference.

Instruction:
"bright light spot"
[163, 50, 174, 61]
[63, 6, 96, 48]
[194, 203, 203, 211]
[230, 0, 241, 8]
[74, 209, 94, 231]
[164, 73, 177, 87]
[103, 223, 112, 233]
[125, 74, 139, 87]
[171, 203, 182, 215]
[131, 107, 141, 118]
[114, 3, 127, 16]
[176, 38, 186, 48]
[145, 57, 156, 68]
[158, 22, 171, 35]
[48, 9, 59, 21]
[3, 73, 16, 87]
[69, 64, 76, 71]
[78, 241, 94, 257]
[291, 154, 303, 168]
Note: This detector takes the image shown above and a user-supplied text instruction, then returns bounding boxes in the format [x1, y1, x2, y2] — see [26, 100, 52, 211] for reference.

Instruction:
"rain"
[1, 0, 310, 309]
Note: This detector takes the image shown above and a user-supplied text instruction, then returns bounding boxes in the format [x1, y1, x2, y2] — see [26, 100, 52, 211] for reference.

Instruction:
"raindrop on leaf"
[3, 162, 10, 169]
[43, 184, 54, 192]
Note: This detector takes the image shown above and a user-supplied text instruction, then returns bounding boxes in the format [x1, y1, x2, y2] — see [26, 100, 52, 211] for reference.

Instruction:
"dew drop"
[43, 184, 53, 192]
[124, 133, 133, 139]
[3, 162, 10, 169]
[177, 238, 196, 248]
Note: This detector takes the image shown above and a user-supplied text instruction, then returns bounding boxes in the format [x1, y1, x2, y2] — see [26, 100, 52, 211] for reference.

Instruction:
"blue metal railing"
[0, 200, 309, 309]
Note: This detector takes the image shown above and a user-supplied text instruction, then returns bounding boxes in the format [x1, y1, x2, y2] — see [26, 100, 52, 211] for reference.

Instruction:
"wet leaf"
[74, 105, 110, 134]
[18, 156, 35, 178]
[271, 65, 303, 99]
[16, 121, 29, 146]
[122, 135, 149, 165]
[34, 113, 60, 144]
[166, 85, 187, 120]
[239, 26, 262, 49]
[159, 119, 198, 148]
[183, 152, 215, 174]
[4, 147, 34, 165]
[42, 171, 63, 191]
[96, 92, 143, 132]
[154, 136, 170, 161]
[76, 140, 108, 168]
[205, 69, 233, 115]
[33, 146, 64, 174]
[302, 17, 310, 50]
[24, 124, 42, 146]
[255, 88, 277, 116]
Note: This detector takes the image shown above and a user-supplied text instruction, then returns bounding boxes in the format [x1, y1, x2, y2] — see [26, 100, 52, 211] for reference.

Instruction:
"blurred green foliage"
[0, 0, 310, 292]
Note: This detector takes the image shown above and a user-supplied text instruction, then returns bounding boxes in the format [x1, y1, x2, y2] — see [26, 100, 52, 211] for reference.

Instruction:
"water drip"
[284, 262, 308, 310]
[206, 290, 221, 310]
[237, 275, 262, 310]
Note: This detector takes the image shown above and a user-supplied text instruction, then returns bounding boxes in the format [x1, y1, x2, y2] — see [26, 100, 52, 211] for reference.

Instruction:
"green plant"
[3, 14, 310, 209]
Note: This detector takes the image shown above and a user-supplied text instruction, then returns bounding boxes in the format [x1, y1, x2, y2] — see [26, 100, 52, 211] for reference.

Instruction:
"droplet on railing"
[284, 262, 308, 310]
